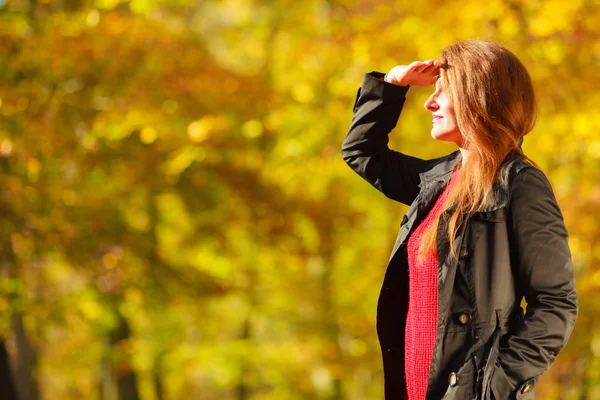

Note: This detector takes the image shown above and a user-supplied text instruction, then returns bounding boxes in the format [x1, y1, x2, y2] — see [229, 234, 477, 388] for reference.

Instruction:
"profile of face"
[424, 78, 463, 146]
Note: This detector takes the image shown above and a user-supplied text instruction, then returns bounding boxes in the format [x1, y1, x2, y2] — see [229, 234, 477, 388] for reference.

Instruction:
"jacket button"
[448, 372, 458, 387]
[458, 312, 471, 325]
[521, 381, 533, 393]
[459, 247, 468, 259]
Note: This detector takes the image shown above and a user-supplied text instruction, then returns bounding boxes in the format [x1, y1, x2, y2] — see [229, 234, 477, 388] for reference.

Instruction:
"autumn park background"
[0, 0, 599, 399]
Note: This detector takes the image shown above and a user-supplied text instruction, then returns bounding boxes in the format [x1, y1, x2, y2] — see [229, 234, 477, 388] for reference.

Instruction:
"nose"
[424, 94, 439, 112]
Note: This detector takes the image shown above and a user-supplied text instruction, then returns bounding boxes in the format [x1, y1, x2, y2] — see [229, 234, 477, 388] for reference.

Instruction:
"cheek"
[445, 109, 458, 127]
[445, 105, 456, 119]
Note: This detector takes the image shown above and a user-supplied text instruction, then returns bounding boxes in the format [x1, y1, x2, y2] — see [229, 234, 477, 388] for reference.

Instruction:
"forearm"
[494, 167, 578, 394]
[341, 72, 424, 205]
[497, 289, 577, 384]
[342, 72, 409, 160]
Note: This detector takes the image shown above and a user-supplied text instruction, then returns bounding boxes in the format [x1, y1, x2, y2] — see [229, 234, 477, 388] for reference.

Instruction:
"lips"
[432, 115, 443, 123]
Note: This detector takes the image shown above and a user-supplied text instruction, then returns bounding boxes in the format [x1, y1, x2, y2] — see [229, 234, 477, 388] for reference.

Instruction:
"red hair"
[418, 40, 541, 263]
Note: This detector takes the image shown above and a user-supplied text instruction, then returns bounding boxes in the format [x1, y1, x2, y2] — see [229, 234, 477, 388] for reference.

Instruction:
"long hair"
[417, 40, 541, 264]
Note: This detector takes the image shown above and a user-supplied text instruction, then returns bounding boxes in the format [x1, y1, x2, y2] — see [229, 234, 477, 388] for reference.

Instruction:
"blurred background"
[0, 0, 599, 399]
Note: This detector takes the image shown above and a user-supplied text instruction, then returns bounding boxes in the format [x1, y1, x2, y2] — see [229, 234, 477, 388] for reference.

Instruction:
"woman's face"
[424, 78, 463, 145]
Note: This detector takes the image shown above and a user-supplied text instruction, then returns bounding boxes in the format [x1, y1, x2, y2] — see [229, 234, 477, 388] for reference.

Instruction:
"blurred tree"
[0, 340, 19, 400]
[0, 0, 599, 399]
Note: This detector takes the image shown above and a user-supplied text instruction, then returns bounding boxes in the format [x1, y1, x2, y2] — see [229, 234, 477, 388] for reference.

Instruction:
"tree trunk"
[153, 352, 165, 400]
[579, 356, 590, 400]
[110, 315, 141, 400]
[8, 314, 40, 400]
[0, 340, 19, 400]
[98, 312, 141, 400]
[1, 233, 35, 400]
[236, 317, 251, 400]
[98, 337, 117, 400]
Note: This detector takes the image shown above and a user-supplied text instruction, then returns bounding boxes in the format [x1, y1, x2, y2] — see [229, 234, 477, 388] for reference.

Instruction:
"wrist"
[382, 73, 408, 87]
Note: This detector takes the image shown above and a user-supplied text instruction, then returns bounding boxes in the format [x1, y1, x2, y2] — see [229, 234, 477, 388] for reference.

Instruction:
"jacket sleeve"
[341, 71, 438, 206]
[492, 166, 578, 397]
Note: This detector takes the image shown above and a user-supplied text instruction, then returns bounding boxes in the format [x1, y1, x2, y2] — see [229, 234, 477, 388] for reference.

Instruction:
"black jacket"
[341, 72, 578, 399]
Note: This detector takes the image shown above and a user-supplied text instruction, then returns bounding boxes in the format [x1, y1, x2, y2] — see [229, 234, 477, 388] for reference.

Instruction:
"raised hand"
[385, 59, 441, 87]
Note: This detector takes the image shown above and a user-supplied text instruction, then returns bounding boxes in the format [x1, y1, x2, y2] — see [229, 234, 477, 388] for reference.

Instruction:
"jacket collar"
[417, 150, 531, 213]
[418, 150, 462, 189]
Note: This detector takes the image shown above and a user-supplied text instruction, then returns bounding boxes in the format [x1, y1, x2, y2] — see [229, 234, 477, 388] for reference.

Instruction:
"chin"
[431, 129, 462, 145]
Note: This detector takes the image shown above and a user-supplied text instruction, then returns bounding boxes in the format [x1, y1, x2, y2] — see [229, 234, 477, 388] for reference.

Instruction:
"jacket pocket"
[440, 354, 477, 400]
[489, 362, 536, 400]
[482, 310, 536, 400]
[481, 310, 503, 400]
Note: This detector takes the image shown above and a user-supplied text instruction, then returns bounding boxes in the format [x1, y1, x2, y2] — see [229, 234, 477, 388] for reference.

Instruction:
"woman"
[341, 40, 578, 399]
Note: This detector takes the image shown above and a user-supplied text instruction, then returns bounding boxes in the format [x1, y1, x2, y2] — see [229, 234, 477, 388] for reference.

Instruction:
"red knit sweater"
[404, 169, 459, 400]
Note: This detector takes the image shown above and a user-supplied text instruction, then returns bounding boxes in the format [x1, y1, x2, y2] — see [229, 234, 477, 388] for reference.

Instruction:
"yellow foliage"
[102, 253, 118, 269]
[188, 116, 217, 142]
[140, 127, 157, 144]
[2, 1, 599, 398]
[241, 119, 263, 138]
[291, 83, 315, 104]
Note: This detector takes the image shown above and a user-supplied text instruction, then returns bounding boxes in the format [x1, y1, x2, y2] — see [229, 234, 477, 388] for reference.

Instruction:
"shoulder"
[509, 162, 565, 222]
[510, 163, 555, 198]
[499, 154, 552, 196]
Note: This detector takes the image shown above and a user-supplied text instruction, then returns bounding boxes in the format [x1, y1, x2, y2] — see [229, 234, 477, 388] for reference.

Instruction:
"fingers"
[411, 59, 440, 74]
[407, 61, 421, 71]
[420, 60, 439, 73]
[396, 60, 441, 86]
[414, 60, 432, 72]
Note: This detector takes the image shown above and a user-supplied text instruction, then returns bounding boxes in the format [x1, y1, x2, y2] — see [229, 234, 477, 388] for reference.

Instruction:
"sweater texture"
[404, 169, 459, 400]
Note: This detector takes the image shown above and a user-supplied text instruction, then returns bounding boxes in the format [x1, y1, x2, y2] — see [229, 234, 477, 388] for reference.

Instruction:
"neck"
[459, 147, 470, 167]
